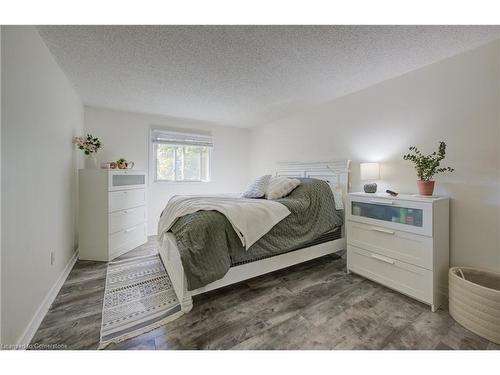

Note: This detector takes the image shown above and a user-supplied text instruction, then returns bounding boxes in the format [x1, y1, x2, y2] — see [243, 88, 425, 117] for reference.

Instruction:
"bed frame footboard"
[157, 234, 193, 312]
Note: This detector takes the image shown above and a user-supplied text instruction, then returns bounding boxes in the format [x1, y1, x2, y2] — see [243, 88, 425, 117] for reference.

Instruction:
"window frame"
[150, 128, 213, 183]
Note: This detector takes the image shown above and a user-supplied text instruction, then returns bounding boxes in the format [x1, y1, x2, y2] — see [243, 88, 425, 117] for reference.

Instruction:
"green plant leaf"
[403, 141, 454, 180]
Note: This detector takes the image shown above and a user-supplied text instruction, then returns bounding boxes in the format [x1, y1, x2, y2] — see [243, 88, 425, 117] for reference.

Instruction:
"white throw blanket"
[158, 195, 291, 249]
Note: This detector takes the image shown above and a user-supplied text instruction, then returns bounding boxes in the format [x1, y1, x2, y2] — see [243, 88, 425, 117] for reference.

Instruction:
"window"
[151, 129, 212, 182]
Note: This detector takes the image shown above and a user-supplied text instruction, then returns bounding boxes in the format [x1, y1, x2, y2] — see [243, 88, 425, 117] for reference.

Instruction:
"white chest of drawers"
[346, 192, 449, 312]
[78, 169, 148, 261]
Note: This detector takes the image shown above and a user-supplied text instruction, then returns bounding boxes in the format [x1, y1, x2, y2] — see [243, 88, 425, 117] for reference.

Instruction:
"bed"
[157, 160, 351, 312]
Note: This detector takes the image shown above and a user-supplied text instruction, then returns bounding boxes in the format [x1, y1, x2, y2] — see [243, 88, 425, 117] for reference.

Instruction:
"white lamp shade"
[360, 162, 380, 181]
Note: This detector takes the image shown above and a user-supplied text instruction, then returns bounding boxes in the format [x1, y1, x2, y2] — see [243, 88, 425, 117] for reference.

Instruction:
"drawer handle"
[369, 199, 394, 205]
[371, 253, 395, 265]
[122, 208, 135, 214]
[124, 227, 136, 233]
[370, 227, 395, 235]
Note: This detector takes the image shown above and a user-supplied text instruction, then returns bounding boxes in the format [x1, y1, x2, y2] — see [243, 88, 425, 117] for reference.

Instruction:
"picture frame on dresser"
[346, 192, 449, 312]
[78, 169, 148, 261]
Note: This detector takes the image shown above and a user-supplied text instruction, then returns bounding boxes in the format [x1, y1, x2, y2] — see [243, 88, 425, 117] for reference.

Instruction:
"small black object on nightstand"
[386, 189, 398, 196]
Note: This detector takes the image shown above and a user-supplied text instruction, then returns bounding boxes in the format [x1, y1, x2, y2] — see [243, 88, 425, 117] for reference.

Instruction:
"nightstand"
[346, 192, 449, 312]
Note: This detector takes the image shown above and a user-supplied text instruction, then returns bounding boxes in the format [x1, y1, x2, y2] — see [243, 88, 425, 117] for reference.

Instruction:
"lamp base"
[363, 182, 377, 193]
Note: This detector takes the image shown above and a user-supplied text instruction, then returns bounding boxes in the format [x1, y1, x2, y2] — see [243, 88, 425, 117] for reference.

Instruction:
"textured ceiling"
[38, 25, 500, 128]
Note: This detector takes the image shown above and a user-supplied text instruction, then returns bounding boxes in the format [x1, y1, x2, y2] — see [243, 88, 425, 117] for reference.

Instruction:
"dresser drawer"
[109, 223, 147, 259]
[108, 205, 146, 234]
[348, 195, 433, 236]
[108, 170, 146, 192]
[347, 221, 433, 270]
[108, 189, 146, 212]
[347, 245, 432, 304]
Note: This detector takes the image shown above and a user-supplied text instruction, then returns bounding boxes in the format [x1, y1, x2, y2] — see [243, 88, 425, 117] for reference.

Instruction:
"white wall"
[84, 107, 251, 235]
[1, 26, 83, 345]
[250, 40, 500, 272]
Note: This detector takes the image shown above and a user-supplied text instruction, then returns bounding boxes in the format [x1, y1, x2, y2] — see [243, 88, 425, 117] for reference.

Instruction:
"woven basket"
[449, 267, 500, 345]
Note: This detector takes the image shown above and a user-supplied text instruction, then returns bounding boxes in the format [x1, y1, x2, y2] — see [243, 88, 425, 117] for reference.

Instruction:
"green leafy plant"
[403, 141, 454, 181]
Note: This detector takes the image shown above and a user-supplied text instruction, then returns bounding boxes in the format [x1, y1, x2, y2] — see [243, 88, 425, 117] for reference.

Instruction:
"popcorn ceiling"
[38, 26, 500, 128]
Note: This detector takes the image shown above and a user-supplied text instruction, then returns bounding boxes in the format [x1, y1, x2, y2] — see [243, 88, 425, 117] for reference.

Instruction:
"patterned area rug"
[99, 254, 183, 349]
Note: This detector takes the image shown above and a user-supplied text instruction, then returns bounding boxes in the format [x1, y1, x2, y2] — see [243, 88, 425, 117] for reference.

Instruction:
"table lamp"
[360, 162, 380, 193]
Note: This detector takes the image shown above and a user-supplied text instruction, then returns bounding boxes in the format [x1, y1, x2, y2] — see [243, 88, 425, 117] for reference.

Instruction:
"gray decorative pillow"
[241, 175, 272, 198]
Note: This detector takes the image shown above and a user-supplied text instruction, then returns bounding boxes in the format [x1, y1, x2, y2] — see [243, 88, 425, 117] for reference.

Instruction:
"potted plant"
[73, 134, 102, 169]
[403, 141, 454, 196]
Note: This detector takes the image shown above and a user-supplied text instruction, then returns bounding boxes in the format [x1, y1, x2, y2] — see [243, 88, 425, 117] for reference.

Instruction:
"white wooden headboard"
[275, 160, 351, 196]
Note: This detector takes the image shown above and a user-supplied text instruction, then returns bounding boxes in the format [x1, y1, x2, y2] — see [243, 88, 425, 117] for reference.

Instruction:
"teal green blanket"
[169, 178, 343, 290]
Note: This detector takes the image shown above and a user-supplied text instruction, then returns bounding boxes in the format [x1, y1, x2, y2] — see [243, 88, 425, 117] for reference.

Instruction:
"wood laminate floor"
[30, 237, 499, 350]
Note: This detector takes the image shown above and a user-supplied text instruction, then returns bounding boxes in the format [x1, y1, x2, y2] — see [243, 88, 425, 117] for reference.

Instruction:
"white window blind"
[151, 129, 212, 182]
[151, 129, 213, 148]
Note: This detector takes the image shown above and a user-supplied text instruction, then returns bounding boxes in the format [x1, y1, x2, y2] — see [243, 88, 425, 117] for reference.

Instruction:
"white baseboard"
[16, 250, 79, 348]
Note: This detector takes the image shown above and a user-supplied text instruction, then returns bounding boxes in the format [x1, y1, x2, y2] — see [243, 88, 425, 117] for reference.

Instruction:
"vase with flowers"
[73, 134, 102, 169]
[403, 141, 454, 196]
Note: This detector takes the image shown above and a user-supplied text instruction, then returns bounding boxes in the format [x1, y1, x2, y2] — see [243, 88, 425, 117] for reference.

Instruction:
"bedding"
[158, 194, 290, 249]
[160, 178, 344, 290]
[329, 184, 344, 210]
[231, 227, 342, 266]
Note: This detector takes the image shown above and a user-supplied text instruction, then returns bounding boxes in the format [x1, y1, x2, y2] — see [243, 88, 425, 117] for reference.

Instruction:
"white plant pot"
[85, 154, 98, 169]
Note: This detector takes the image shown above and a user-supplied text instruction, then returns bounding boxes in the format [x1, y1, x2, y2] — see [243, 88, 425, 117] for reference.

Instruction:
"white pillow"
[265, 176, 301, 200]
[241, 175, 272, 198]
